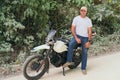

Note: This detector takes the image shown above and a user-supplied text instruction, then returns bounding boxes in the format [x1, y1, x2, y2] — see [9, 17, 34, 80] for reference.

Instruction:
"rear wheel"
[23, 55, 49, 80]
[68, 50, 82, 69]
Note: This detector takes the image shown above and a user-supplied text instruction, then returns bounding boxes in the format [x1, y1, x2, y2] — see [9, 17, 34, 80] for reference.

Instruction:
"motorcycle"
[23, 30, 95, 80]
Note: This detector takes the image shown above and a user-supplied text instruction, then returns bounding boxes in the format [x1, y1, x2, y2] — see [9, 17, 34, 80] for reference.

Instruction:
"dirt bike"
[23, 30, 95, 80]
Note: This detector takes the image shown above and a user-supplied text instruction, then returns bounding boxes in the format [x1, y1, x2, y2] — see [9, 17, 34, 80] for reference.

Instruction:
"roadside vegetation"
[0, 0, 120, 76]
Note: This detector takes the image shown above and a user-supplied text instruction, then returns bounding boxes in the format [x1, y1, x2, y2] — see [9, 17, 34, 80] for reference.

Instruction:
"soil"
[2, 51, 120, 80]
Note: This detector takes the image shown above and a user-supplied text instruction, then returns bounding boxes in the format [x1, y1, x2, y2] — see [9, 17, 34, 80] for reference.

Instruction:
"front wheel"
[23, 55, 49, 80]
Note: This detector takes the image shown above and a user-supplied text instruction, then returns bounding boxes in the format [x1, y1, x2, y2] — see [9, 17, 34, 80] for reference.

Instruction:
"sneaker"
[62, 62, 74, 68]
[81, 70, 87, 75]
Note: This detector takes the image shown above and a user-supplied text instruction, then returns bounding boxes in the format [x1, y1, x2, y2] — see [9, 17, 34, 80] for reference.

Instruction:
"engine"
[50, 51, 67, 67]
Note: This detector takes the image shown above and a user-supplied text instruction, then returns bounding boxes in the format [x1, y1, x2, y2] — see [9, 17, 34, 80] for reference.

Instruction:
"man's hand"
[85, 42, 90, 48]
[75, 37, 81, 44]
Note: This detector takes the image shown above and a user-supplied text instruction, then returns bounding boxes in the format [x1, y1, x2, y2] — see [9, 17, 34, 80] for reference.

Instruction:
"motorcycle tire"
[68, 52, 82, 69]
[23, 55, 49, 80]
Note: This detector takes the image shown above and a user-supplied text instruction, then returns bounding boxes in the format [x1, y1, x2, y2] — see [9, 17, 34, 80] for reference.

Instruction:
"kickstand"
[63, 67, 65, 76]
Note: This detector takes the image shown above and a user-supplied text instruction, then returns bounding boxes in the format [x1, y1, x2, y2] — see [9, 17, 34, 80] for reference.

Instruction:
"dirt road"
[3, 52, 120, 80]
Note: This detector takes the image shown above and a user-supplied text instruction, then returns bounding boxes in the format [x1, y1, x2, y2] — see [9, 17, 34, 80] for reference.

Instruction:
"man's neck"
[80, 15, 86, 18]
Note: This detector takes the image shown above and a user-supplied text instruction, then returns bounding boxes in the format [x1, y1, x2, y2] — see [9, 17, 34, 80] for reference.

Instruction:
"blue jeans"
[67, 35, 88, 70]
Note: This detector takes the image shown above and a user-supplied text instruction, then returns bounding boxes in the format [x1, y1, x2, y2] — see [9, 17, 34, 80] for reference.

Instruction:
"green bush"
[0, 0, 120, 66]
[88, 0, 120, 36]
[89, 30, 120, 56]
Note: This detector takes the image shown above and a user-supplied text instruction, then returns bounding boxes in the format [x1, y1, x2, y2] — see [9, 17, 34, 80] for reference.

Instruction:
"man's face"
[80, 9, 87, 17]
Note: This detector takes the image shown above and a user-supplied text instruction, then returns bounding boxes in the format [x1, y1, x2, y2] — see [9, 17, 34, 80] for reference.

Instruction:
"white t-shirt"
[72, 16, 92, 37]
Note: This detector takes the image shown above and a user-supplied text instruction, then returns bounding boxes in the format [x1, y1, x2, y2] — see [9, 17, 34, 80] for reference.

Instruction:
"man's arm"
[71, 25, 77, 38]
[85, 27, 92, 48]
[88, 27, 92, 41]
[71, 25, 81, 44]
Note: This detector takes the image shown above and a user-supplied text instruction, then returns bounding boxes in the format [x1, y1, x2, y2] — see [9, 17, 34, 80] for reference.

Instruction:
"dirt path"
[2, 51, 120, 80]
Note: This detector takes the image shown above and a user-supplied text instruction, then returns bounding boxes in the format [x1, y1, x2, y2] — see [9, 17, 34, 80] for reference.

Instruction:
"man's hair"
[80, 6, 87, 11]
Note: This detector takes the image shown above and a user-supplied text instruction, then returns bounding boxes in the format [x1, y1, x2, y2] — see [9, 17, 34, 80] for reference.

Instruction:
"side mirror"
[92, 31, 96, 36]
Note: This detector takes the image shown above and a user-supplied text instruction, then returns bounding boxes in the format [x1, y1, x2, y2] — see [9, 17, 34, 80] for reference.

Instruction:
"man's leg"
[67, 37, 78, 62]
[81, 37, 88, 74]
[63, 37, 78, 67]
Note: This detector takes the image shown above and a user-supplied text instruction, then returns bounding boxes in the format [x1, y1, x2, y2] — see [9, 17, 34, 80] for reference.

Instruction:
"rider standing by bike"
[63, 6, 92, 75]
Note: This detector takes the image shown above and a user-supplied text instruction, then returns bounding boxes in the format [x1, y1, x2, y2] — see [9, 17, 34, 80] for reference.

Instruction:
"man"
[63, 6, 92, 75]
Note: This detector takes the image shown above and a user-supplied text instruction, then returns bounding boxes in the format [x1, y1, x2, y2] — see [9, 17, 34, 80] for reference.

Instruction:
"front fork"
[43, 50, 51, 73]
[44, 57, 50, 73]
[36, 49, 50, 74]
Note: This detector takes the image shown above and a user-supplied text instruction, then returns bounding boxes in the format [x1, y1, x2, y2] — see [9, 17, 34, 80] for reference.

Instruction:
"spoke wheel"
[23, 55, 49, 80]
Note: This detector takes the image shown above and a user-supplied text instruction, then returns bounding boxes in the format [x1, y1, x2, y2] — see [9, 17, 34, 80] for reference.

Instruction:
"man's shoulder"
[86, 16, 92, 20]
[74, 16, 80, 19]
[86, 16, 90, 19]
[74, 16, 91, 19]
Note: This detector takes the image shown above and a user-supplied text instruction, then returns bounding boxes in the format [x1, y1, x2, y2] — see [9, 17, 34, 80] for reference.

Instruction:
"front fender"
[31, 44, 50, 52]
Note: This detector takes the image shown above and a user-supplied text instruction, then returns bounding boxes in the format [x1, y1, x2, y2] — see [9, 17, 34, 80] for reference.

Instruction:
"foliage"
[89, 29, 120, 56]
[0, 0, 94, 64]
[0, 0, 54, 63]
[0, 0, 120, 65]
[68, 0, 93, 6]
[0, 0, 55, 51]
[88, 0, 120, 36]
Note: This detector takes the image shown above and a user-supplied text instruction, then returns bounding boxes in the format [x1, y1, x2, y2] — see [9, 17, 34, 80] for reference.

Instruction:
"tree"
[0, 0, 94, 63]
[0, 0, 57, 62]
